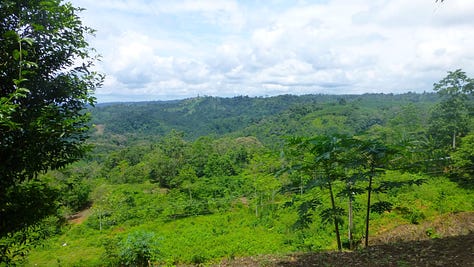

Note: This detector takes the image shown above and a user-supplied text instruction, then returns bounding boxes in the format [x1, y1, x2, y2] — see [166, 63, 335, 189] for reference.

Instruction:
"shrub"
[103, 230, 161, 266]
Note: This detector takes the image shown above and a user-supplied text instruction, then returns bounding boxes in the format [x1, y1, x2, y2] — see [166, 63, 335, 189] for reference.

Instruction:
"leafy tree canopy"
[0, 0, 102, 243]
[449, 134, 474, 188]
[429, 70, 473, 151]
[433, 69, 474, 99]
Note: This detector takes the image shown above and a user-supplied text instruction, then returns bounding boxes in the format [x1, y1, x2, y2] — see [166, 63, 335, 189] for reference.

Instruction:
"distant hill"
[89, 93, 439, 146]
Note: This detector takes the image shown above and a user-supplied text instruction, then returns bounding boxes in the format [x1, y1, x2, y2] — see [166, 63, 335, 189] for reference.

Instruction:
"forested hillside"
[89, 93, 438, 147]
[10, 91, 474, 266]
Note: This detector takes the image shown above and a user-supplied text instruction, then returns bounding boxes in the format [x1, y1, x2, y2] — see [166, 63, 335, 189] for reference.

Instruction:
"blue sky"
[70, 0, 474, 102]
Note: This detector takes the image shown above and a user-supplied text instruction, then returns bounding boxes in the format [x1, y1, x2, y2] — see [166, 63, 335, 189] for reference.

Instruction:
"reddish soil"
[218, 212, 474, 267]
[67, 208, 91, 225]
[217, 233, 474, 267]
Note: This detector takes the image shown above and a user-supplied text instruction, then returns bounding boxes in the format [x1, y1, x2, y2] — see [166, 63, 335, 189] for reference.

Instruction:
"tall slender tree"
[429, 69, 473, 150]
[358, 140, 394, 247]
[286, 135, 356, 251]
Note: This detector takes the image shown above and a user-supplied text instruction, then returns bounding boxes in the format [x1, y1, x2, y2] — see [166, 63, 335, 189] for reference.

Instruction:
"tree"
[429, 69, 473, 150]
[0, 0, 102, 259]
[357, 140, 394, 248]
[449, 134, 474, 188]
[429, 98, 469, 150]
[433, 69, 473, 97]
[246, 152, 282, 217]
[285, 135, 356, 251]
[337, 170, 365, 250]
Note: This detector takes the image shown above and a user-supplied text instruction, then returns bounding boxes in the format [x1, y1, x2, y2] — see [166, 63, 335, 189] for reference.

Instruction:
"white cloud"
[71, 0, 474, 102]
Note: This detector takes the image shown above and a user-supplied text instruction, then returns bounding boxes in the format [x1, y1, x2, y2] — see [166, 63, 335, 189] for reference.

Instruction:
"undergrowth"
[26, 174, 473, 266]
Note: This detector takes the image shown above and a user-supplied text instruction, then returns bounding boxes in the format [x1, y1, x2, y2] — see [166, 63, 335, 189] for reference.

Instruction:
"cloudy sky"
[70, 0, 474, 102]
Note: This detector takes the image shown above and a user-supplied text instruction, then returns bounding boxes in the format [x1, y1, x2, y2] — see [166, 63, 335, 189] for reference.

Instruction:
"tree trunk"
[300, 176, 303, 196]
[365, 170, 374, 248]
[348, 195, 353, 250]
[452, 130, 456, 149]
[328, 181, 342, 251]
[99, 208, 102, 231]
[254, 178, 258, 217]
[255, 198, 258, 217]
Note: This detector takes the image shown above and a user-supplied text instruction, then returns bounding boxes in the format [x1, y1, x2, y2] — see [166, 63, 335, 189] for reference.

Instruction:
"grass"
[27, 209, 296, 266]
[26, 173, 474, 266]
[143, 211, 294, 264]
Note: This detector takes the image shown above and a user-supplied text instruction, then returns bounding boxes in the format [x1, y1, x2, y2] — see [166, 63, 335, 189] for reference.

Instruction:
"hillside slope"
[279, 233, 473, 267]
[220, 212, 474, 266]
[89, 93, 439, 147]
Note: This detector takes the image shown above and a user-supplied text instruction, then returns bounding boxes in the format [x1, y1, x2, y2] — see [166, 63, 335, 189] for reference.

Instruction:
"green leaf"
[20, 37, 34, 46]
[16, 88, 30, 97]
[3, 30, 18, 40]
[13, 50, 20, 61]
[371, 201, 393, 214]
[13, 78, 28, 86]
[31, 23, 45, 31]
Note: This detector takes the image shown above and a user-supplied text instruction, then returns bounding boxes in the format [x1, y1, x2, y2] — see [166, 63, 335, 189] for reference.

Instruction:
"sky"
[69, 0, 474, 102]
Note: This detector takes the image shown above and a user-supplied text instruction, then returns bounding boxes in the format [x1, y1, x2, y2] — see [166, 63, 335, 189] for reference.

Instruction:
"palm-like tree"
[286, 135, 356, 251]
[358, 140, 394, 247]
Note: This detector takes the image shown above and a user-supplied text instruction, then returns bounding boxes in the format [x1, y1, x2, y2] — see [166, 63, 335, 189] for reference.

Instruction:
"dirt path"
[67, 208, 91, 225]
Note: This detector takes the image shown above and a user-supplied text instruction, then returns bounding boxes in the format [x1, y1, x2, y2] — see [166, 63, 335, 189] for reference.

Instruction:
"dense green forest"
[89, 93, 438, 146]
[5, 87, 472, 265]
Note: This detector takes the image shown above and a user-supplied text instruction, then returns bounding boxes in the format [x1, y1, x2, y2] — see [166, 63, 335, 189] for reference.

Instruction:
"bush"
[103, 230, 161, 266]
[61, 178, 92, 212]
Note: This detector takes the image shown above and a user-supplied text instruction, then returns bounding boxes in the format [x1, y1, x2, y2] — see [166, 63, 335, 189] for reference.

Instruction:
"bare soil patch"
[67, 208, 91, 225]
[94, 124, 105, 135]
[218, 212, 474, 267]
[217, 233, 473, 267]
[371, 211, 474, 245]
[276, 233, 474, 267]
